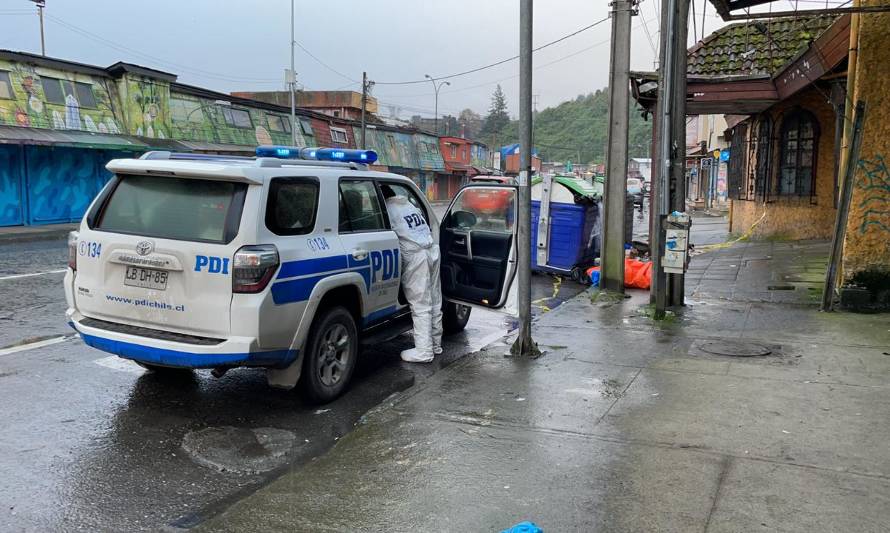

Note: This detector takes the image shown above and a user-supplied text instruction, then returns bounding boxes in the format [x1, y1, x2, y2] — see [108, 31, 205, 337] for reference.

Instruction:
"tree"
[480, 85, 510, 145]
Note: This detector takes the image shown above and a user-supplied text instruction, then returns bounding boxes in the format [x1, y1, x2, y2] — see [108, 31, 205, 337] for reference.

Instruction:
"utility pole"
[600, 0, 634, 293]
[360, 72, 374, 149]
[288, 0, 296, 146]
[668, 0, 689, 307]
[30, 0, 46, 56]
[511, 0, 538, 357]
[651, 0, 676, 317]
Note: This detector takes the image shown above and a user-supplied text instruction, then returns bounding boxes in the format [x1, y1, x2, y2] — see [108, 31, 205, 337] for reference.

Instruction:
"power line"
[637, 3, 658, 57]
[293, 40, 359, 84]
[44, 14, 282, 84]
[374, 15, 612, 86]
[375, 17, 656, 105]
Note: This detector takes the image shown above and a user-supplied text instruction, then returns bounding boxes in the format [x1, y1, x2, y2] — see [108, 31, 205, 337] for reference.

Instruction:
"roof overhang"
[710, 0, 890, 20]
[631, 13, 850, 116]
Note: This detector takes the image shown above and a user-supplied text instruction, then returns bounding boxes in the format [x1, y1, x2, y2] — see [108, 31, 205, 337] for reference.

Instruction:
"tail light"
[233, 245, 279, 293]
[67, 231, 79, 271]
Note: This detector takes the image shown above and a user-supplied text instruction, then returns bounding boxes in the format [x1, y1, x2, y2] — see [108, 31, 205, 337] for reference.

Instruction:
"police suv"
[64, 146, 518, 403]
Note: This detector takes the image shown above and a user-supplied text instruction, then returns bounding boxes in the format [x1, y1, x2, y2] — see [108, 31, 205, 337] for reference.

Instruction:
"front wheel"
[301, 306, 358, 404]
[442, 302, 472, 335]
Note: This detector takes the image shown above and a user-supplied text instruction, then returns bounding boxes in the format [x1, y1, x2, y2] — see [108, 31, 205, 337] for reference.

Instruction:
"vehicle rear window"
[95, 174, 246, 243]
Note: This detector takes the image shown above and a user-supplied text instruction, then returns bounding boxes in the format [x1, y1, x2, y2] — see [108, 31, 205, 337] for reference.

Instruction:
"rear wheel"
[442, 302, 472, 335]
[301, 306, 358, 404]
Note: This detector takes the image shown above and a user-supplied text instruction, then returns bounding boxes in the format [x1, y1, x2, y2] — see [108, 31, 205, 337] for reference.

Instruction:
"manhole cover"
[698, 341, 772, 357]
[182, 426, 297, 474]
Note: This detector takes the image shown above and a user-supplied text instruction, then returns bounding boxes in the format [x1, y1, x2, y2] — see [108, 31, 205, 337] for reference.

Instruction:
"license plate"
[124, 266, 168, 290]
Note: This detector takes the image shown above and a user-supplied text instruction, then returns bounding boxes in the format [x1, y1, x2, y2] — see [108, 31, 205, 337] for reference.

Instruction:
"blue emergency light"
[256, 145, 378, 164]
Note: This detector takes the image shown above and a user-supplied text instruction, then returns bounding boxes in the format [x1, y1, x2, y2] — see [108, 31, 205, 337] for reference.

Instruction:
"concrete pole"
[510, 0, 538, 357]
[600, 0, 633, 293]
[289, 0, 296, 146]
[361, 71, 368, 149]
[37, 2, 45, 57]
[668, 0, 689, 306]
[653, 0, 677, 319]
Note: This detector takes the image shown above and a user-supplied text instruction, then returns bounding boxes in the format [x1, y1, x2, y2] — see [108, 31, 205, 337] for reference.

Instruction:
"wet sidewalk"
[196, 244, 890, 532]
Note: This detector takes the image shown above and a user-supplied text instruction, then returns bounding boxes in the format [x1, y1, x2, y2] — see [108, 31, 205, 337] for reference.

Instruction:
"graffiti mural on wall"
[470, 144, 491, 168]
[414, 135, 445, 172]
[171, 93, 306, 147]
[0, 146, 24, 226]
[125, 77, 170, 139]
[856, 155, 890, 234]
[0, 60, 123, 134]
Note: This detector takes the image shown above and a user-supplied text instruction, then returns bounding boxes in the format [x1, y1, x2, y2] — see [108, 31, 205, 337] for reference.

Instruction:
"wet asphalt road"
[0, 234, 585, 532]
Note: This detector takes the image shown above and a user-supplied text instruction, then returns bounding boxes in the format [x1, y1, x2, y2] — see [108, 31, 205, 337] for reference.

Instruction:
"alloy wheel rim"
[317, 323, 350, 386]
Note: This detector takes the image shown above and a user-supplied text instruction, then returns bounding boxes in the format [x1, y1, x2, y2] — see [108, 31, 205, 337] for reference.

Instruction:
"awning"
[444, 161, 471, 173]
[0, 126, 150, 151]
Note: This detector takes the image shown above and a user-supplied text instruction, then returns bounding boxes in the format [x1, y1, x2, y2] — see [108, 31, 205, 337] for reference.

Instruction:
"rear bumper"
[68, 309, 297, 369]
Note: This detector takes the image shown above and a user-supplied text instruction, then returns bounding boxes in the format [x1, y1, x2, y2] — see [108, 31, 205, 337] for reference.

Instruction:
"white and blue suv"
[64, 147, 518, 403]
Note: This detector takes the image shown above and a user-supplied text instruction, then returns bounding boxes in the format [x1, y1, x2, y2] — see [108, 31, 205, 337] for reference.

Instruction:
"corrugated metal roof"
[0, 126, 150, 150]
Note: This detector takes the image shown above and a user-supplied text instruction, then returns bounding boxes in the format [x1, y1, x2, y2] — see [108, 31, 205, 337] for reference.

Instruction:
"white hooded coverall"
[385, 195, 443, 363]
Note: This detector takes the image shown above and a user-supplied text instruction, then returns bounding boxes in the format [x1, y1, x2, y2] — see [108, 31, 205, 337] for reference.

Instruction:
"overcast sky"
[1, 1, 729, 119]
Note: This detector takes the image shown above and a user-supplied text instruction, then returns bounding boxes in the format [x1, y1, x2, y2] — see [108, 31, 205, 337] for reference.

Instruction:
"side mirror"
[451, 210, 477, 229]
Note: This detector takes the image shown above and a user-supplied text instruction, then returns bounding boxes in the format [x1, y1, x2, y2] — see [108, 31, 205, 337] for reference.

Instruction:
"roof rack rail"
[254, 158, 366, 170]
[139, 151, 254, 162]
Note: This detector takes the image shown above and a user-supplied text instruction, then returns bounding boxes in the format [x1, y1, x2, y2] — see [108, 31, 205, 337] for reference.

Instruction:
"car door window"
[445, 187, 515, 233]
[339, 180, 386, 233]
[265, 178, 319, 235]
[381, 182, 428, 224]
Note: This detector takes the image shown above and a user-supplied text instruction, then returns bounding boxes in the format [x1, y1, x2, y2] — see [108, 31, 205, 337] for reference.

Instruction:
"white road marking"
[0, 269, 67, 281]
[0, 335, 73, 357]
[93, 356, 145, 375]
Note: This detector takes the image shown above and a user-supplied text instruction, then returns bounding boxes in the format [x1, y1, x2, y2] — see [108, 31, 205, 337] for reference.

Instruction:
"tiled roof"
[688, 15, 839, 77]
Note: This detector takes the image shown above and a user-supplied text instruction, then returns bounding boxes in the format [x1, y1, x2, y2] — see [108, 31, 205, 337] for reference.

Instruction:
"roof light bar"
[256, 145, 378, 164]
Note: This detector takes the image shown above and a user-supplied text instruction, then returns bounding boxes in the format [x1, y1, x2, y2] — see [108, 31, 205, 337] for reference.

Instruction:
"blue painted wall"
[0, 145, 25, 226]
[0, 146, 137, 227]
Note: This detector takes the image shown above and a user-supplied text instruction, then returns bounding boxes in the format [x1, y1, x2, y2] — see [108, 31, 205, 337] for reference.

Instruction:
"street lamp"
[424, 74, 450, 135]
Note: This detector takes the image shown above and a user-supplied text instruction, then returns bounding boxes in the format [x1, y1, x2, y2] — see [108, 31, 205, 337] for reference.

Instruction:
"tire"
[300, 306, 358, 404]
[442, 302, 472, 335]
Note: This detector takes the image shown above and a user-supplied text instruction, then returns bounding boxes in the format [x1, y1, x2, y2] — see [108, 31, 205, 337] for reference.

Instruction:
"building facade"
[0, 50, 451, 226]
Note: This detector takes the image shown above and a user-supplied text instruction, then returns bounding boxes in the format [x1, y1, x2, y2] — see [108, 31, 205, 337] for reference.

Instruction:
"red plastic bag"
[586, 258, 652, 290]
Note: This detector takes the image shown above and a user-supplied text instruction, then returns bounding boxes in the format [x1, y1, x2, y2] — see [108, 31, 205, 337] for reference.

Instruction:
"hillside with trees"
[479, 87, 653, 164]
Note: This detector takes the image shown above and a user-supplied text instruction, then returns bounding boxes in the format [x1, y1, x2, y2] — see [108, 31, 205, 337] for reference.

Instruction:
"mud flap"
[265, 351, 304, 389]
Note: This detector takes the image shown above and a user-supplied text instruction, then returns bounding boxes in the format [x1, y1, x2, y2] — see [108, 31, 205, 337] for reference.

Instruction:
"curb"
[0, 226, 76, 244]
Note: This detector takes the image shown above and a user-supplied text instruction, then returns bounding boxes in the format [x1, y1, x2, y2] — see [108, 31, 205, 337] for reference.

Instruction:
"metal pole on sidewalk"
[511, 0, 538, 357]
[822, 101, 866, 311]
[361, 71, 368, 149]
[668, 0, 689, 307]
[289, 0, 296, 146]
[600, 0, 634, 293]
[653, 0, 677, 319]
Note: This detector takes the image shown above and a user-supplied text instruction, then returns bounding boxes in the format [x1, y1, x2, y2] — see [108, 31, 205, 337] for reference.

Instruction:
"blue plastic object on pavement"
[501, 521, 543, 533]
[531, 200, 598, 273]
[589, 269, 600, 287]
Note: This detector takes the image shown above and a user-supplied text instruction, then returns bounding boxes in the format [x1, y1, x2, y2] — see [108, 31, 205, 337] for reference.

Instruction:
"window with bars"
[777, 110, 819, 197]
[727, 124, 748, 200]
[754, 117, 772, 200]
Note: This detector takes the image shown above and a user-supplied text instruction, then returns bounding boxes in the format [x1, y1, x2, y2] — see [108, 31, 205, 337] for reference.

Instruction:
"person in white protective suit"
[381, 185, 443, 363]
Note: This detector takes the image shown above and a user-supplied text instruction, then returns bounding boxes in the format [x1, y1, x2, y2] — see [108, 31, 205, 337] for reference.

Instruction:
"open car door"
[439, 184, 518, 309]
